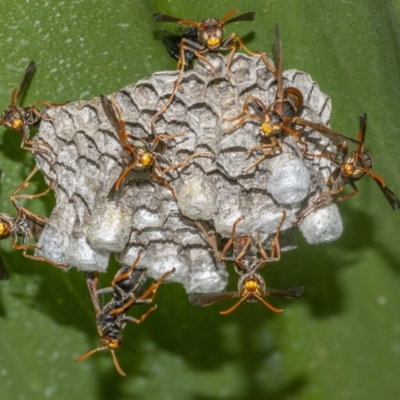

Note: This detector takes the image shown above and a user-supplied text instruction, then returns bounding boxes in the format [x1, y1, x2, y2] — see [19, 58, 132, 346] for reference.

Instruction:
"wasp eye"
[199, 32, 208, 44]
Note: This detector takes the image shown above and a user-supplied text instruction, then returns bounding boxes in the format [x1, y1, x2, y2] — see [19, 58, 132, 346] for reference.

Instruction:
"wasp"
[295, 113, 400, 223]
[187, 212, 304, 314]
[151, 10, 272, 134]
[224, 24, 360, 173]
[0, 61, 68, 160]
[75, 249, 174, 376]
[101, 94, 213, 199]
[154, 9, 271, 72]
[0, 167, 67, 268]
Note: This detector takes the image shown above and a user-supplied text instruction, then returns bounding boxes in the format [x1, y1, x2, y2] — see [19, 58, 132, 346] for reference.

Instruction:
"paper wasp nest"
[34, 53, 342, 293]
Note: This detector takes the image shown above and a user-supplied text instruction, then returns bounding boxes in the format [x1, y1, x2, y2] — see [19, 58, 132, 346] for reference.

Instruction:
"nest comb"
[33, 53, 342, 294]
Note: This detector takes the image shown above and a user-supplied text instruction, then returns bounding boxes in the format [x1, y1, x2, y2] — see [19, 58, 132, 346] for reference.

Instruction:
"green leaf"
[0, 1, 400, 399]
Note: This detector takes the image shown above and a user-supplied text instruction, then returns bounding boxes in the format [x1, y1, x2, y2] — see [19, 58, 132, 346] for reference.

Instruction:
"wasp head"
[198, 18, 224, 50]
[0, 215, 13, 240]
[260, 112, 282, 136]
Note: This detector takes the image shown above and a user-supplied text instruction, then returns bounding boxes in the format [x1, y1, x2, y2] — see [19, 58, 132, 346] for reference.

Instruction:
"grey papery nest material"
[33, 53, 342, 294]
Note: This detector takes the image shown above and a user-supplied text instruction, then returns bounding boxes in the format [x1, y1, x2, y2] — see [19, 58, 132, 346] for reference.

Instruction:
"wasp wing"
[188, 291, 239, 307]
[294, 117, 360, 145]
[225, 12, 255, 24]
[273, 24, 283, 99]
[100, 94, 120, 130]
[374, 180, 400, 210]
[265, 285, 305, 299]
[358, 113, 367, 145]
[15, 61, 36, 106]
[154, 14, 183, 23]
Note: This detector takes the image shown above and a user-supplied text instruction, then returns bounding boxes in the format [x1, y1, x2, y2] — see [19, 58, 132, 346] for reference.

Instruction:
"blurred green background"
[0, 0, 400, 399]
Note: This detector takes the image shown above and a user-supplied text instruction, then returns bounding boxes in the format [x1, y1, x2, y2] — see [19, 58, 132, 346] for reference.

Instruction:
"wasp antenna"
[74, 345, 107, 363]
[220, 9, 239, 24]
[111, 349, 126, 377]
[256, 294, 283, 313]
[219, 294, 248, 315]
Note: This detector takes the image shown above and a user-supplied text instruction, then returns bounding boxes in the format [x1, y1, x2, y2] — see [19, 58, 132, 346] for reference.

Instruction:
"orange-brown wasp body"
[154, 10, 266, 72]
[0, 204, 66, 268]
[296, 114, 400, 222]
[75, 250, 174, 376]
[152, 10, 273, 133]
[1, 61, 68, 159]
[224, 24, 360, 173]
[188, 212, 304, 314]
[0, 167, 66, 268]
[101, 94, 213, 199]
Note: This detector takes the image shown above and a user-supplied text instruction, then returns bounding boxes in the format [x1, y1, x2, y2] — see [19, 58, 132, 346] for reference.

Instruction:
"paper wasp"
[0, 61, 68, 160]
[187, 212, 304, 314]
[101, 94, 213, 199]
[152, 10, 273, 134]
[295, 113, 400, 222]
[0, 167, 67, 268]
[75, 250, 174, 376]
[224, 24, 360, 173]
[154, 9, 271, 72]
